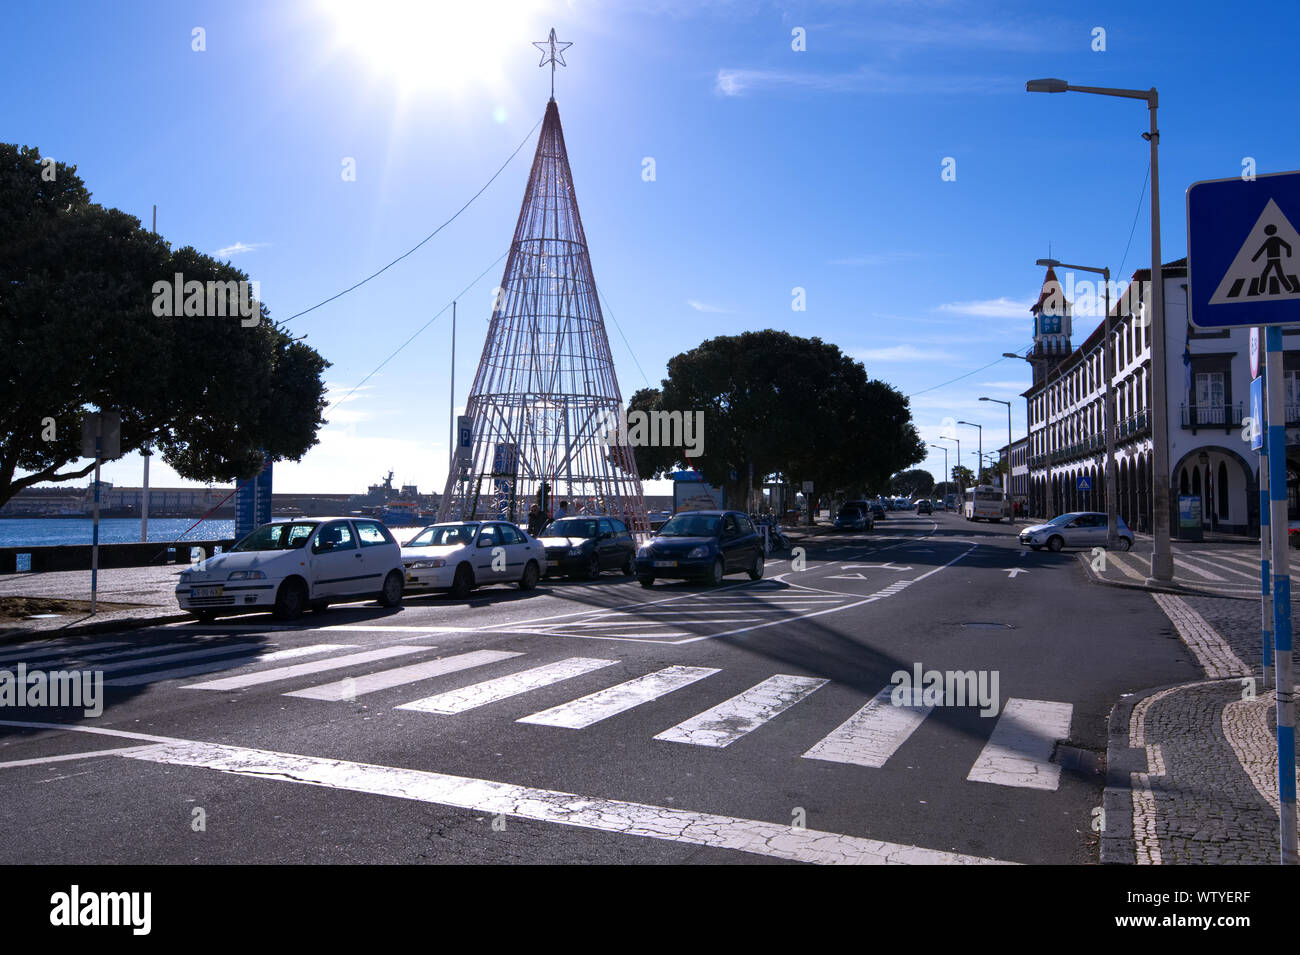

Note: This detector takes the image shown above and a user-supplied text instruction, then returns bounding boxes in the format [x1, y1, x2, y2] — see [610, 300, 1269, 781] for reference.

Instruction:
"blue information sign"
[1077, 475, 1091, 492]
[1251, 375, 1265, 451]
[1187, 170, 1300, 328]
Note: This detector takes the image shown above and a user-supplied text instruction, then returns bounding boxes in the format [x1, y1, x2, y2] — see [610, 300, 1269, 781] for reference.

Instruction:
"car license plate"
[190, 586, 222, 598]
[547, 560, 559, 568]
[653, 560, 677, 568]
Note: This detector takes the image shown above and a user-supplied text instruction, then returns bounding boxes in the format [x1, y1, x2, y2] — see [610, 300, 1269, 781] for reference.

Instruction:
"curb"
[0, 611, 192, 647]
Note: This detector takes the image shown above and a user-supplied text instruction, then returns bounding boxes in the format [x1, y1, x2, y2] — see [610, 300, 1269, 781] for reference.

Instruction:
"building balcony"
[1180, 403, 1243, 433]
[1119, 410, 1150, 438]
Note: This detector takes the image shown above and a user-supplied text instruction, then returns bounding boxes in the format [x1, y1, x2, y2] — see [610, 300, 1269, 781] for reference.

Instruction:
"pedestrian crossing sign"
[1077, 475, 1091, 491]
[1188, 170, 1300, 327]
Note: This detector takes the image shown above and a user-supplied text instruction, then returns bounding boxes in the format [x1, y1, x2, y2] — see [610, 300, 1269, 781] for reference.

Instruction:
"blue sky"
[6, 0, 1298, 495]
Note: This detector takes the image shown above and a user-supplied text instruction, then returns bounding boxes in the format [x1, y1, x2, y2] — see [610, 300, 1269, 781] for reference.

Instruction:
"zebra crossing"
[1, 636, 1077, 792]
[1095, 545, 1269, 598]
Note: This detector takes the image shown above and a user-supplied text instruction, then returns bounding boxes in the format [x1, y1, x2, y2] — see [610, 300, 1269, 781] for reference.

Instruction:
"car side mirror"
[314, 540, 335, 553]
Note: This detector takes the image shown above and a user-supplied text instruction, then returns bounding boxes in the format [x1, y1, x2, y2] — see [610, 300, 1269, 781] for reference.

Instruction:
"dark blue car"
[635, 510, 765, 587]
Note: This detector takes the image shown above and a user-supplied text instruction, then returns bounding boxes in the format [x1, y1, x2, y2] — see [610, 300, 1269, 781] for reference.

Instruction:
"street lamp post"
[980, 396, 1013, 502]
[940, 434, 962, 500]
[927, 442, 949, 505]
[1036, 258, 1119, 550]
[1027, 77, 1171, 580]
[958, 421, 983, 483]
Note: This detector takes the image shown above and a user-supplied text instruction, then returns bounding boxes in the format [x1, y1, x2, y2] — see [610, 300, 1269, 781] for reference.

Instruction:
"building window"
[1218, 462, 1229, 519]
[1194, 372, 1225, 422]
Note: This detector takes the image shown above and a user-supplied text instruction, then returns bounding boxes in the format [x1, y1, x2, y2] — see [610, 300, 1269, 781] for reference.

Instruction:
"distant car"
[537, 516, 637, 579]
[916, 499, 933, 515]
[834, 503, 873, 532]
[401, 521, 543, 598]
[869, 502, 887, 521]
[1019, 512, 1133, 552]
[177, 517, 405, 621]
[636, 509, 764, 587]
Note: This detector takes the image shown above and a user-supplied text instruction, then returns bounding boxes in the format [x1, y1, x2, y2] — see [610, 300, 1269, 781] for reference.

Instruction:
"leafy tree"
[951, 465, 974, 490]
[639, 330, 925, 509]
[0, 144, 330, 509]
[890, 468, 934, 498]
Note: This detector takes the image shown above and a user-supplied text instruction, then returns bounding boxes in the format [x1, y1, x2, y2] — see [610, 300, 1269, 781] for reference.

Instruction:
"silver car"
[1019, 512, 1133, 552]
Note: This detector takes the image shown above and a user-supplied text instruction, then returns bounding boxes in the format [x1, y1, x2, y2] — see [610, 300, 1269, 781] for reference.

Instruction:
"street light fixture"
[926, 441, 949, 503]
[958, 421, 983, 483]
[1035, 257, 1119, 550]
[940, 434, 962, 498]
[1026, 77, 1171, 582]
[980, 396, 1013, 503]
[1004, 350, 1065, 519]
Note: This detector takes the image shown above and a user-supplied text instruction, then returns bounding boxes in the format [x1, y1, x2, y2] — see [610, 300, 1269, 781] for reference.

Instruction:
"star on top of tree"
[532, 28, 572, 98]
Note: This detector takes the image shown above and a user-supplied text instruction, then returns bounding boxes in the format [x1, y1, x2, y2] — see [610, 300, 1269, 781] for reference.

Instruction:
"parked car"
[537, 516, 637, 579]
[401, 520, 544, 598]
[915, 499, 933, 515]
[834, 503, 873, 532]
[635, 509, 764, 587]
[177, 517, 405, 621]
[869, 502, 887, 521]
[1019, 512, 1134, 552]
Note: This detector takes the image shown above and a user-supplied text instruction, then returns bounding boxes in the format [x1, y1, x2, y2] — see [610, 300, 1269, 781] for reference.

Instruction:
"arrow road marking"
[1005, 568, 1028, 579]
[840, 563, 914, 572]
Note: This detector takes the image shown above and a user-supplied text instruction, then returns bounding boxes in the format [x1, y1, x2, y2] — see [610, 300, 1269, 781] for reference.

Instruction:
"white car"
[401, 520, 544, 598]
[176, 517, 405, 621]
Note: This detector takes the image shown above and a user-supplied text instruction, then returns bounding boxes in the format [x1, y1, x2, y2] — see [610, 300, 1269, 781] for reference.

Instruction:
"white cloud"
[714, 65, 1011, 98]
[213, 241, 268, 258]
[936, 297, 1033, 319]
[687, 299, 731, 313]
[852, 344, 959, 363]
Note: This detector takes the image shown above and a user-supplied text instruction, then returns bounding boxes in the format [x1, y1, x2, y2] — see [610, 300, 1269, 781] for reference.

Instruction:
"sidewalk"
[1079, 535, 1288, 600]
[0, 564, 190, 643]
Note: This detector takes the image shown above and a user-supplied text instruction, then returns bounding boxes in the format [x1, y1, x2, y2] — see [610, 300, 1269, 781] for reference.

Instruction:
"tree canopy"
[890, 468, 935, 497]
[0, 143, 330, 509]
[628, 330, 924, 504]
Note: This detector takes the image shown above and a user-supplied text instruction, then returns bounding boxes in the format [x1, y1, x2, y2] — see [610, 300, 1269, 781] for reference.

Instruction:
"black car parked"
[635, 509, 764, 587]
[537, 516, 637, 579]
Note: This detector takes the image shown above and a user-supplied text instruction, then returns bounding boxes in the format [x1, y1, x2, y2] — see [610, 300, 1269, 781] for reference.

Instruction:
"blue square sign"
[1251, 375, 1264, 451]
[1188, 170, 1300, 328]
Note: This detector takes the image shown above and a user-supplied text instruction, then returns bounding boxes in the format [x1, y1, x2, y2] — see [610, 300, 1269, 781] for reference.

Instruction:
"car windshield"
[657, 514, 721, 537]
[233, 522, 317, 551]
[1046, 514, 1079, 526]
[407, 524, 477, 547]
[838, 507, 860, 517]
[545, 519, 599, 539]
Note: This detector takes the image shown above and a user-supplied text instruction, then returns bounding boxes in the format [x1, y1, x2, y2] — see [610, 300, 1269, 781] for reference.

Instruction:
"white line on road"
[966, 698, 1073, 791]
[285, 650, 522, 701]
[181, 645, 431, 691]
[803, 687, 932, 768]
[654, 674, 827, 748]
[397, 657, 618, 714]
[0, 640, 130, 665]
[65, 642, 269, 674]
[106, 644, 355, 686]
[1172, 557, 1227, 582]
[1150, 593, 1251, 679]
[115, 737, 1011, 865]
[518, 665, 720, 729]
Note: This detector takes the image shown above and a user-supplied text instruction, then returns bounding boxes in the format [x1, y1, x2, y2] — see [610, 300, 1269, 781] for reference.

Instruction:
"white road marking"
[181, 645, 431, 691]
[1174, 551, 1256, 580]
[966, 698, 1073, 791]
[518, 665, 720, 729]
[319, 625, 463, 634]
[1100, 551, 1147, 582]
[0, 640, 132, 665]
[109, 736, 1010, 865]
[106, 644, 355, 686]
[285, 650, 522, 701]
[1005, 568, 1028, 578]
[397, 657, 618, 714]
[60, 642, 269, 675]
[1173, 557, 1227, 582]
[655, 674, 827, 748]
[803, 687, 932, 768]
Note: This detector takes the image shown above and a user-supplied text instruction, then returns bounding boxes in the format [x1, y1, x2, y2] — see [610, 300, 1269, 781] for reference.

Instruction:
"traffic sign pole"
[1258, 346, 1273, 688]
[91, 437, 101, 615]
[1265, 325, 1297, 863]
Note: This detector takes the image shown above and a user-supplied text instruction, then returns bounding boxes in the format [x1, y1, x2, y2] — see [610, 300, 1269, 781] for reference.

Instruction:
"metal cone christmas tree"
[438, 95, 649, 534]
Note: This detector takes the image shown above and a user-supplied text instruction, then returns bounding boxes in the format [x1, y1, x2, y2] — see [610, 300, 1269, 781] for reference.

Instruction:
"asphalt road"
[0, 512, 1198, 864]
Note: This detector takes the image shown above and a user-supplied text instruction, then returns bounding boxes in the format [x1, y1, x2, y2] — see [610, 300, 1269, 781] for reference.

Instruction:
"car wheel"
[1116, 536, 1133, 552]
[272, 579, 306, 620]
[519, 560, 540, 590]
[450, 564, 474, 599]
[748, 552, 764, 580]
[622, 554, 636, 576]
[708, 558, 725, 587]
[639, 576, 655, 588]
[377, 570, 404, 608]
[586, 554, 601, 580]
[308, 599, 329, 614]
[1047, 536, 1064, 553]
